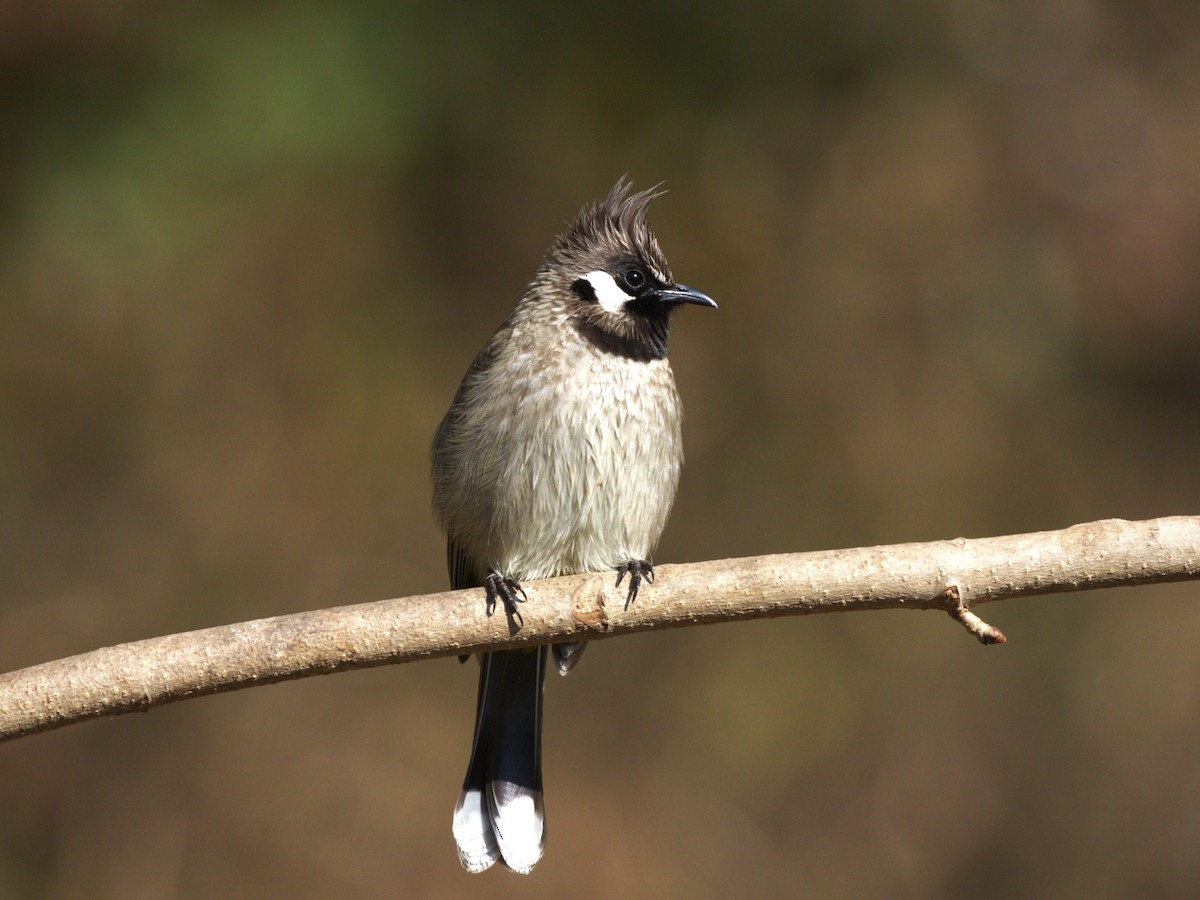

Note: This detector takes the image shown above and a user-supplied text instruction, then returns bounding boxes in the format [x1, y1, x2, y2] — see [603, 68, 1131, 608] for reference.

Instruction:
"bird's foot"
[615, 558, 654, 608]
[485, 572, 528, 626]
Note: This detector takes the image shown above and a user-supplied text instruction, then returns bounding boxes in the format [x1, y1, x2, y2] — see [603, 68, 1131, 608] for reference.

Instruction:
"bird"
[430, 179, 715, 874]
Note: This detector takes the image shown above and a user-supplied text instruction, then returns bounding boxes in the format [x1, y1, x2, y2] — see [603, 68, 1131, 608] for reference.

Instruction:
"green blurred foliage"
[2, 0, 1199, 896]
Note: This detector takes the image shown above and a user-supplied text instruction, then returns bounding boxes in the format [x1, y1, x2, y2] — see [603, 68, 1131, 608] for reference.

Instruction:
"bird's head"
[538, 179, 716, 360]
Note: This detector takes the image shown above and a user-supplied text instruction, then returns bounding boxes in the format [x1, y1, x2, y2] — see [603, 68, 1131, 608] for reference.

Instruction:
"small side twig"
[935, 584, 1007, 645]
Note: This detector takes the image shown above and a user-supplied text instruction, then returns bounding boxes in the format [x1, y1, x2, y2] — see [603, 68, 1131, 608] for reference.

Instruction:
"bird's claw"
[485, 572, 528, 626]
[615, 558, 654, 608]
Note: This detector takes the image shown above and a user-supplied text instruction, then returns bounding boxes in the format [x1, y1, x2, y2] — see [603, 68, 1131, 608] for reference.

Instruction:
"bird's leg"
[485, 571, 528, 626]
[615, 558, 654, 608]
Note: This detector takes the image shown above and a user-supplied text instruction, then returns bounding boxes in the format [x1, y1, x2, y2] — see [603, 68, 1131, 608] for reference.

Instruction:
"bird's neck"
[574, 308, 671, 362]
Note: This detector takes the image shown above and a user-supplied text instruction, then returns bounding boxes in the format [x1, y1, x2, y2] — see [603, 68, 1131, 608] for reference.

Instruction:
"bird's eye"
[623, 268, 645, 290]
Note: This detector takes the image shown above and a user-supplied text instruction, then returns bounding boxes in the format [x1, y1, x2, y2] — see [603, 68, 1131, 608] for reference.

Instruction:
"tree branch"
[1, 516, 1197, 743]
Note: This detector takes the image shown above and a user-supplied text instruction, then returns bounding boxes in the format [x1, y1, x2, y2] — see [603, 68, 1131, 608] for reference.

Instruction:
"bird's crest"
[554, 178, 673, 284]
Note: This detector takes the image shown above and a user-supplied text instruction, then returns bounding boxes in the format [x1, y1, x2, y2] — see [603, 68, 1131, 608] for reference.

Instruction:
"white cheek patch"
[583, 270, 633, 314]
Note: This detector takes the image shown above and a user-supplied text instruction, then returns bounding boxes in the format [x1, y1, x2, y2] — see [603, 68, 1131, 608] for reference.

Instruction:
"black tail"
[452, 647, 547, 874]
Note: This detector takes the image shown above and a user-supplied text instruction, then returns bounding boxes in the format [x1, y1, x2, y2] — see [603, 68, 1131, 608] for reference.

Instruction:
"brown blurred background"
[2, 1, 1200, 896]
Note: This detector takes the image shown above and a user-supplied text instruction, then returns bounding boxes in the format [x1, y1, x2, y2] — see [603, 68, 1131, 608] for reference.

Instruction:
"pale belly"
[435, 343, 683, 582]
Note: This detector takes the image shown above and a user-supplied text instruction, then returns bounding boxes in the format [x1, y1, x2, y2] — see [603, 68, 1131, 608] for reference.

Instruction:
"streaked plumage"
[431, 180, 714, 873]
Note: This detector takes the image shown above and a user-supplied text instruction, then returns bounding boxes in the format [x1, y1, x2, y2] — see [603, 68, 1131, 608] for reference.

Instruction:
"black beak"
[656, 283, 717, 309]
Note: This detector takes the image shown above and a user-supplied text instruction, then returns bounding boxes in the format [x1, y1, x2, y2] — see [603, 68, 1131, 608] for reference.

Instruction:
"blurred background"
[2, 0, 1199, 896]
